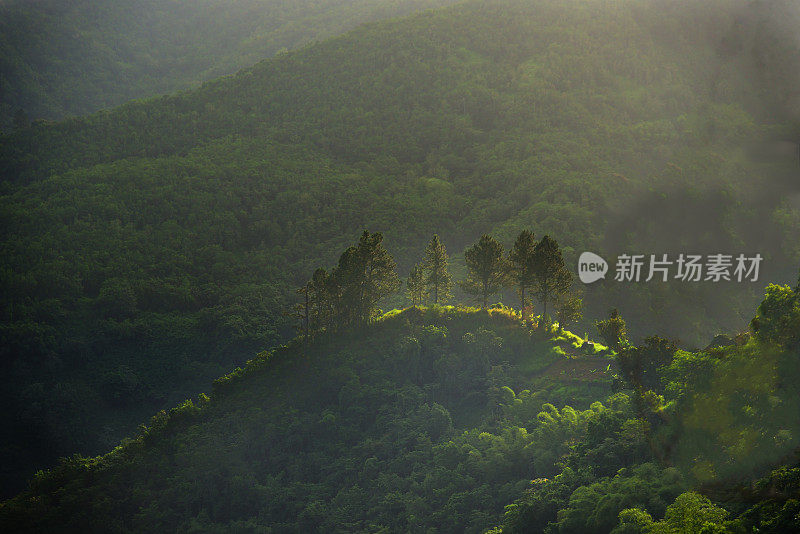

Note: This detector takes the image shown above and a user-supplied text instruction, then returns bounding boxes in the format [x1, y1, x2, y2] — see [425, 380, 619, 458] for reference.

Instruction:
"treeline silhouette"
[292, 230, 581, 338]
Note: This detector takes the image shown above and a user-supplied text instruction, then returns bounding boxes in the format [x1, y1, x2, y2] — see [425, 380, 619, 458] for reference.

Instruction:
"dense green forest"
[3, 0, 800, 507]
[0, 0, 455, 129]
[1, 263, 798, 531]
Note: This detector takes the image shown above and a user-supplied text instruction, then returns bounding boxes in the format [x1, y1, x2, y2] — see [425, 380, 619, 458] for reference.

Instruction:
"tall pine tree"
[556, 294, 583, 331]
[407, 263, 427, 307]
[507, 230, 536, 317]
[423, 234, 452, 305]
[355, 231, 400, 322]
[461, 234, 506, 308]
[531, 235, 572, 323]
[331, 245, 362, 326]
[321, 231, 399, 327]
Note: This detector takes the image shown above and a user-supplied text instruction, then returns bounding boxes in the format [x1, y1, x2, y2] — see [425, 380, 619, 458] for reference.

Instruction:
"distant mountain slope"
[3, 0, 799, 342]
[2, 0, 800, 499]
[0, 0, 456, 129]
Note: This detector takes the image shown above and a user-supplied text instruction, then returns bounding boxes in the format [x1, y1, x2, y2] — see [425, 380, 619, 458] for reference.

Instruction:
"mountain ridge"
[0, 305, 621, 532]
[2, 294, 799, 532]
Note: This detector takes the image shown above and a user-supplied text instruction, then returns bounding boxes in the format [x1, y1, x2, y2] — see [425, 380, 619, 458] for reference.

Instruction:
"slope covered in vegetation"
[0, 306, 617, 532]
[491, 279, 800, 534]
[3, 0, 800, 496]
[0, 0, 455, 129]
[2, 288, 799, 532]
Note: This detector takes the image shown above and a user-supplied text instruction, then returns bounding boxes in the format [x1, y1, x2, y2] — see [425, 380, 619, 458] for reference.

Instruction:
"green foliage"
[596, 309, 628, 353]
[497, 463, 685, 534]
[295, 231, 400, 335]
[0, 0, 456, 129]
[658, 339, 800, 483]
[500, 468, 591, 534]
[461, 234, 507, 308]
[0, 308, 612, 532]
[495, 285, 800, 533]
[423, 234, 453, 305]
[507, 230, 537, 317]
[734, 467, 800, 533]
[645, 492, 729, 534]
[406, 263, 427, 306]
[612, 507, 654, 534]
[4, 284, 800, 532]
[616, 336, 677, 394]
[551, 463, 686, 534]
[531, 236, 572, 323]
[750, 283, 800, 347]
[556, 295, 584, 332]
[2, 0, 800, 502]
[95, 277, 137, 320]
[339, 231, 401, 325]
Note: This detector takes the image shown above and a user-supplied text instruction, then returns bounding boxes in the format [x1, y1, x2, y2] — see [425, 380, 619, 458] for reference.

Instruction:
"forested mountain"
[2, 0, 800, 499]
[1, 288, 798, 532]
[0, 0, 456, 129]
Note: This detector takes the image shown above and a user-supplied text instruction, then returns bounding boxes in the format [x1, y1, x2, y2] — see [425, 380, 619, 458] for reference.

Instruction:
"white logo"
[578, 252, 608, 284]
[579, 252, 762, 284]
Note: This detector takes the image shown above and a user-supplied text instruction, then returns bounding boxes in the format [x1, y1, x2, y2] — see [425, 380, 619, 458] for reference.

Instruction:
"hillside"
[2, 294, 798, 532]
[3, 0, 800, 498]
[0, 0, 456, 129]
[0, 306, 617, 532]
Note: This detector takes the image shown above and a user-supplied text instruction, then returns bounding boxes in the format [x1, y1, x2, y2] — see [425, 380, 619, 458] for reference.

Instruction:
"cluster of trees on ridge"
[292, 230, 584, 339]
